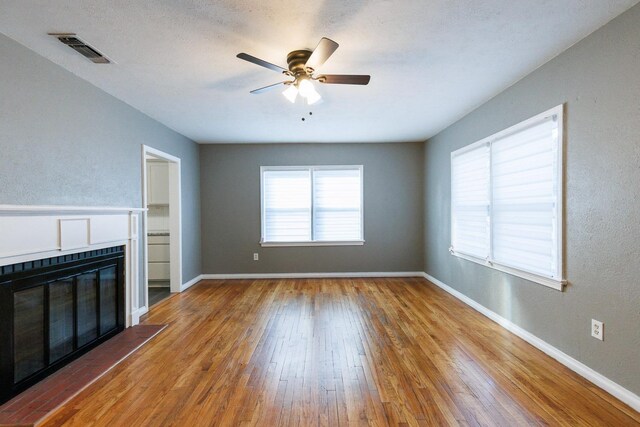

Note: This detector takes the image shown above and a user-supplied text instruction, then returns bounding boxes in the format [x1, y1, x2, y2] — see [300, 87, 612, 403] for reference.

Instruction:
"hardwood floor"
[44, 278, 639, 426]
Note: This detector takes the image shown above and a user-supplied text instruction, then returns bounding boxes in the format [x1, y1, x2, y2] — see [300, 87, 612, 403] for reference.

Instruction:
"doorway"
[141, 146, 182, 313]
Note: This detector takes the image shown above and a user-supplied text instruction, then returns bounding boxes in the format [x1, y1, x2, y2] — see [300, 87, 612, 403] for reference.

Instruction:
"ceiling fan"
[236, 37, 370, 105]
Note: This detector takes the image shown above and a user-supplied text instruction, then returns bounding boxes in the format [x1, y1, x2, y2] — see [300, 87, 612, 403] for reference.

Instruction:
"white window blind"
[451, 144, 490, 258]
[261, 166, 363, 245]
[491, 117, 560, 278]
[313, 169, 362, 241]
[450, 105, 564, 289]
[262, 170, 311, 242]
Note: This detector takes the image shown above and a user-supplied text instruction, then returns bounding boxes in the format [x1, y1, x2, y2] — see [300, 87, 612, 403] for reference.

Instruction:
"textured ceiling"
[1, 1, 638, 143]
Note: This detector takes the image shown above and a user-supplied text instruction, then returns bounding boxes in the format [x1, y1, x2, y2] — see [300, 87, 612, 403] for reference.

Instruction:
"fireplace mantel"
[0, 204, 147, 214]
[0, 205, 145, 326]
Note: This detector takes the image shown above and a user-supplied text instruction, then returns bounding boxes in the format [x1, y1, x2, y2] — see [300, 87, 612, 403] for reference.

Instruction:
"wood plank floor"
[43, 278, 640, 426]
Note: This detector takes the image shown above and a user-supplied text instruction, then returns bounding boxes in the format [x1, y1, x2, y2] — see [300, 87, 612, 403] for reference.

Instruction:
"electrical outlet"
[253, 253, 259, 261]
[591, 319, 604, 341]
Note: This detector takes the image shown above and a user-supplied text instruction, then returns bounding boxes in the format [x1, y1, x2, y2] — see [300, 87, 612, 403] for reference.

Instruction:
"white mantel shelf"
[0, 205, 147, 214]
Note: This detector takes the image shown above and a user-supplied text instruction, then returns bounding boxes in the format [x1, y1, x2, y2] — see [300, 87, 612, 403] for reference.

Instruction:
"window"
[450, 105, 564, 290]
[261, 166, 363, 246]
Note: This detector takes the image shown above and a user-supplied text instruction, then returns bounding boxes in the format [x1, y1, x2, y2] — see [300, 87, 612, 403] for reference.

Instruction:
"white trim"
[259, 165, 364, 171]
[181, 274, 203, 291]
[450, 250, 566, 291]
[143, 145, 181, 163]
[131, 306, 148, 325]
[0, 238, 135, 266]
[260, 240, 365, 247]
[168, 158, 183, 294]
[555, 106, 565, 281]
[0, 204, 145, 214]
[141, 147, 150, 309]
[127, 214, 140, 327]
[200, 272, 424, 280]
[0, 240, 132, 264]
[451, 105, 564, 155]
[421, 272, 640, 413]
[142, 145, 183, 313]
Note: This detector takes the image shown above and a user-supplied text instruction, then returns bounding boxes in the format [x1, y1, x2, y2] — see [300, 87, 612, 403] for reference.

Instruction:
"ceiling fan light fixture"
[297, 78, 314, 98]
[282, 84, 298, 103]
[297, 78, 322, 105]
[306, 89, 322, 105]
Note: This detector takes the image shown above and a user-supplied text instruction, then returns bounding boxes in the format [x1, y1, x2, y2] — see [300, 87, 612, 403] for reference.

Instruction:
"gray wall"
[423, 4, 640, 395]
[201, 143, 424, 274]
[0, 34, 201, 284]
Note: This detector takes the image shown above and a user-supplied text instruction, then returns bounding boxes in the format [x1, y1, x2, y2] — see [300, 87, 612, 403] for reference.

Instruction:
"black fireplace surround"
[0, 246, 125, 404]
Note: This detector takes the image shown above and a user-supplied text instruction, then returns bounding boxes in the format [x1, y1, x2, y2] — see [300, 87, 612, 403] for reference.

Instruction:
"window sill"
[450, 250, 566, 291]
[260, 240, 365, 247]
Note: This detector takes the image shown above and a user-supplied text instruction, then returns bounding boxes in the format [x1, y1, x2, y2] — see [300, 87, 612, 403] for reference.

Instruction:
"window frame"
[260, 165, 365, 247]
[450, 105, 565, 290]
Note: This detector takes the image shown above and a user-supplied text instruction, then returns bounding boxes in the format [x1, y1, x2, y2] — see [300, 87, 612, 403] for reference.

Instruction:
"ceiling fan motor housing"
[287, 50, 313, 75]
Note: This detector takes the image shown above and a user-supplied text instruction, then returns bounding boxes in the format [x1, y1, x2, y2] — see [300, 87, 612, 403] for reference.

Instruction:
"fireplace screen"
[0, 246, 125, 404]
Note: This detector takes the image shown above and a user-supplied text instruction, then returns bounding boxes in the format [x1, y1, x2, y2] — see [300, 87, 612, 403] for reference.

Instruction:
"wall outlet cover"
[591, 319, 604, 341]
[253, 253, 259, 261]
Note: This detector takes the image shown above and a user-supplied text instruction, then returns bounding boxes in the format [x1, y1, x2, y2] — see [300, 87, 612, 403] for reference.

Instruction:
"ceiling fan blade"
[305, 37, 339, 71]
[250, 81, 288, 94]
[318, 74, 371, 85]
[237, 53, 287, 73]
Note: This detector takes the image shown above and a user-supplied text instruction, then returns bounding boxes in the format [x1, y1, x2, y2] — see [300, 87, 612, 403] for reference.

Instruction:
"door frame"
[141, 145, 182, 314]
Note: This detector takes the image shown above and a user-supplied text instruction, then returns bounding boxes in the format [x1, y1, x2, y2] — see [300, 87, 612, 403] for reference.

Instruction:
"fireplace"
[0, 246, 125, 404]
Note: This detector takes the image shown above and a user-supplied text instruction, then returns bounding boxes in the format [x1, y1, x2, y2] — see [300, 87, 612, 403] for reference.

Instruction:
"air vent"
[49, 33, 110, 64]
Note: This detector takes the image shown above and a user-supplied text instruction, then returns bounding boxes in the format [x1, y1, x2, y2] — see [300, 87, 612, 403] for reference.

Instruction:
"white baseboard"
[422, 272, 640, 413]
[130, 305, 148, 326]
[200, 271, 424, 280]
[181, 274, 204, 292]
